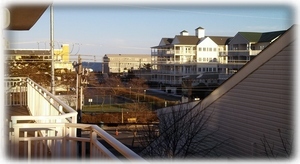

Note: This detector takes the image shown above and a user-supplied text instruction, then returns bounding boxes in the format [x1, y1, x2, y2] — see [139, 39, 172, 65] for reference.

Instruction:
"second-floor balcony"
[151, 50, 196, 56]
[220, 50, 261, 57]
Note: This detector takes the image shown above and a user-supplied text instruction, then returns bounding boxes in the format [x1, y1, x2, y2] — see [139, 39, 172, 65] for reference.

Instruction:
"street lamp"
[144, 89, 146, 100]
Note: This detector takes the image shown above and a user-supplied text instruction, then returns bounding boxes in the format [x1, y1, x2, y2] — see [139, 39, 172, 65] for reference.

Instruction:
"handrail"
[11, 122, 146, 161]
[26, 78, 75, 114]
[66, 123, 146, 161]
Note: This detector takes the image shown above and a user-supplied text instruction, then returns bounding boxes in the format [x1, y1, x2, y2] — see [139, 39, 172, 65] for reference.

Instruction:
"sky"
[3, 1, 296, 62]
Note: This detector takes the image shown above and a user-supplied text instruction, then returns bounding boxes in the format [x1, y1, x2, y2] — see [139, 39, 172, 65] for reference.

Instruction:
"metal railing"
[6, 77, 146, 161]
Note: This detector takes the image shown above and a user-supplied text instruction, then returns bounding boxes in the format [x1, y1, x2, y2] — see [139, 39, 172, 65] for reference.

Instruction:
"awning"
[5, 4, 50, 30]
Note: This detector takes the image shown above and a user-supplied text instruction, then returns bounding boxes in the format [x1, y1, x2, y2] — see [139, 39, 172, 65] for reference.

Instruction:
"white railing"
[5, 77, 27, 106]
[9, 122, 145, 161]
[6, 77, 146, 161]
[25, 78, 77, 124]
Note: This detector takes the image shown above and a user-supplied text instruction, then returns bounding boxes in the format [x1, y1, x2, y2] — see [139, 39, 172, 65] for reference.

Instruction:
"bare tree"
[260, 128, 292, 158]
[137, 103, 229, 159]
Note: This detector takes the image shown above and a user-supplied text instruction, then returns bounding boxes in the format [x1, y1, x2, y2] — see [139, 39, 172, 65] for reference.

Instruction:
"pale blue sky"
[4, 3, 295, 62]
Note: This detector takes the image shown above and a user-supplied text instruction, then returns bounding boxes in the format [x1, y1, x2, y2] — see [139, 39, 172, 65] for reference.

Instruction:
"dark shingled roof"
[238, 32, 262, 42]
[162, 38, 173, 45]
[209, 36, 233, 45]
[237, 30, 287, 43]
[258, 30, 286, 42]
[174, 35, 199, 45]
[195, 26, 204, 30]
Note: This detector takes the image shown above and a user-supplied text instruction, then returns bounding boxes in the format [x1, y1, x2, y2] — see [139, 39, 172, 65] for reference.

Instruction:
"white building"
[104, 54, 151, 75]
[151, 26, 287, 95]
[151, 27, 231, 94]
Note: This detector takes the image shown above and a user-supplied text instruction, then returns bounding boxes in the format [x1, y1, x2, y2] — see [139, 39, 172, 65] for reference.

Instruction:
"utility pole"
[50, 5, 55, 95]
[118, 54, 121, 76]
[73, 56, 82, 156]
[76, 56, 83, 126]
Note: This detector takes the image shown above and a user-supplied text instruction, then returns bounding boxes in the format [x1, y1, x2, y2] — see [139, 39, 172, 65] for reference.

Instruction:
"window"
[209, 68, 212, 72]
[199, 47, 202, 51]
[198, 58, 202, 62]
[203, 58, 207, 61]
[209, 48, 212, 51]
[203, 48, 206, 51]
[213, 48, 217, 51]
[213, 68, 216, 72]
[198, 68, 201, 72]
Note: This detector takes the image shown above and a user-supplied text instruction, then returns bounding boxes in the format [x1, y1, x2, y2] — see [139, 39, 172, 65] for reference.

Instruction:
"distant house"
[104, 54, 151, 75]
[151, 27, 233, 94]
[223, 30, 286, 75]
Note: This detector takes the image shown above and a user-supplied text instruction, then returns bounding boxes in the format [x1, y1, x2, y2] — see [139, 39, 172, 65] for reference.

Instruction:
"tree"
[260, 128, 292, 158]
[142, 63, 152, 70]
[137, 103, 229, 159]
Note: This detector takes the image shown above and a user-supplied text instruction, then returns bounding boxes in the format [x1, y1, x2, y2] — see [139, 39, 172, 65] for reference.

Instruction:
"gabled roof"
[235, 30, 287, 43]
[258, 30, 286, 43]
[173, 35, 199, 45]
[209, 36, 233, 45]
[161, 38, 173, 45]
[238, 32, 262, 42]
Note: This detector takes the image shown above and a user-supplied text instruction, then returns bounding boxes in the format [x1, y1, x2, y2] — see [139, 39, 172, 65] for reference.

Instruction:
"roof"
[173, 35, 199, 45]
[237, 30, 287, 43]
[105, 54, 151, 58]
[195, 26, 204, 30]
[162, 38, 174, 45]
[197, 73, 219, 79]
[209, 36, 233, 45]
[5, 49, 50, 55]
[238, 32, 262, 42]
[5, 4, 50, 30]
[258, 30, 286, 43]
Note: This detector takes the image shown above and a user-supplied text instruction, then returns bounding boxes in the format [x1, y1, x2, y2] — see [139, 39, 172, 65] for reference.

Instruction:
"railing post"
[12, 124, 19, 158]
[90, 130, 97, 158]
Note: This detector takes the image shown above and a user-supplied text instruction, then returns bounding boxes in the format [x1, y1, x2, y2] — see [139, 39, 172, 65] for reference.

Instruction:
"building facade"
[5, 44, 73, 70]
[104, 54, 151, 75]
[151, 26, 286, 94]
[151, 27, 231, 93]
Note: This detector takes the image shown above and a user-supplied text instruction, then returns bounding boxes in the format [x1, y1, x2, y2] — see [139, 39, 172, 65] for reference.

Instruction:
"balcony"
[5, 77, 146, 161]
[227, 50, 261, 56]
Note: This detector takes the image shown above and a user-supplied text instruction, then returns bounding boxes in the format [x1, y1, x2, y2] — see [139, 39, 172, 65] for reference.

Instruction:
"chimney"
[195, 27, 205, 38]
[180, 30, 189, 36]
